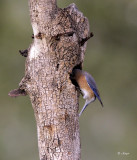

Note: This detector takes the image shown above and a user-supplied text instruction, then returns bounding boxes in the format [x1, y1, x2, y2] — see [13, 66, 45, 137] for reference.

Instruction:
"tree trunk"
[9, 0, 90, 159]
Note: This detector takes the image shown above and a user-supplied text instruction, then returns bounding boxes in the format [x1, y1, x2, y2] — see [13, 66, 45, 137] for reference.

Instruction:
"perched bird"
[72, 69, 103, 116]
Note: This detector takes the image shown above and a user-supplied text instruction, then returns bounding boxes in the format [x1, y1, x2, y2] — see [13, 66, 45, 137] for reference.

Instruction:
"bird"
[72, 69, 103, 116]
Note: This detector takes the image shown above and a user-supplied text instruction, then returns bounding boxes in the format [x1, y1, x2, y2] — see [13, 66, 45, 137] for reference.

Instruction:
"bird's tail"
[97, 96, 104, 107]
[92, 88, 104, 107]
[79, 103, 88, 117]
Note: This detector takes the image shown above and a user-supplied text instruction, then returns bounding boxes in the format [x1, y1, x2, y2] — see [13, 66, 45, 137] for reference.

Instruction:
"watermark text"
[117, 152, 130, 156]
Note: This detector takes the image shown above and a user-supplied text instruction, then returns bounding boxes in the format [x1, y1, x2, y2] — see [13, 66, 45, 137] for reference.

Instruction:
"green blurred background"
[0, 0, 137, 160]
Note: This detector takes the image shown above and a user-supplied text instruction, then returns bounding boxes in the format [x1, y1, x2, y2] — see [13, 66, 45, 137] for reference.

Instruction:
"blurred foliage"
[0, 0, 137, 160]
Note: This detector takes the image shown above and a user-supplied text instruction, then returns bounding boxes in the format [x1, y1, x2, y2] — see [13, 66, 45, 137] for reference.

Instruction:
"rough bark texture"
[10, 0, 90, 159]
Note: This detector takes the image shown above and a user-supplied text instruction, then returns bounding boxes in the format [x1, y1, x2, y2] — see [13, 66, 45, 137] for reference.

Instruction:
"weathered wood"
[9, 1, 90, 159]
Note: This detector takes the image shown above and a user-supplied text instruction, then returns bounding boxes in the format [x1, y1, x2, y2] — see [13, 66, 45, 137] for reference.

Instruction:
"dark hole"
[73, 63, 82, 71]
[67, 32, 74, 37]
[70, 63, 82, 87]
[70, 75, 79, 87]
[56, 64, 59, 70]
[55, 35, 60, 41]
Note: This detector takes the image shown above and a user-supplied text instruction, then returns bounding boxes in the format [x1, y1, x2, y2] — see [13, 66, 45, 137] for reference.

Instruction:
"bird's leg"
[79, 102, 88, 117]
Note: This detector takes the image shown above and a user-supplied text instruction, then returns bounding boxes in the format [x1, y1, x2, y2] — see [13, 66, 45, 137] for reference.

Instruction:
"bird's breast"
[81, 88, 95, 101]
[81, 88, 90, 99]
[76, 74, 95, 100]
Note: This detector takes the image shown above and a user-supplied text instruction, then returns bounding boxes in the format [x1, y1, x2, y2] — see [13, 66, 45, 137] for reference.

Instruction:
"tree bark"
[9, 0, 90, 159]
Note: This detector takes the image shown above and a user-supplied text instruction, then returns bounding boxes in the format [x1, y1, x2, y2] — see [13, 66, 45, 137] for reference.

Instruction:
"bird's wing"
[85, 73, 103, 107]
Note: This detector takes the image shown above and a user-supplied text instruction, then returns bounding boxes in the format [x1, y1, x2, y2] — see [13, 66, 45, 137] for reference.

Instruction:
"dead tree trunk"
[9, 0, 90, 159]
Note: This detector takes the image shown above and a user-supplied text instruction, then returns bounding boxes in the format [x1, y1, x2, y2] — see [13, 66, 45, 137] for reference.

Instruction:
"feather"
[85, 72, 103, 107]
